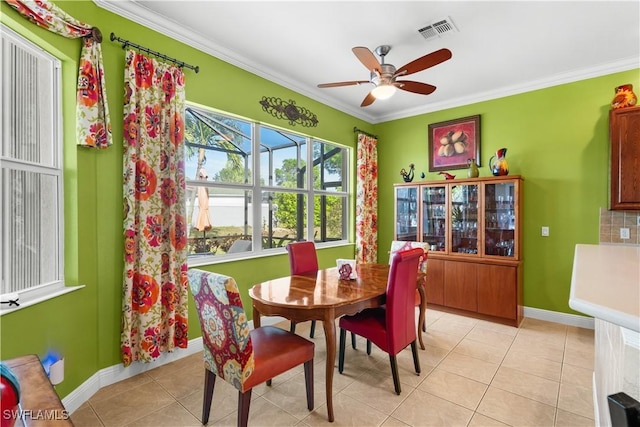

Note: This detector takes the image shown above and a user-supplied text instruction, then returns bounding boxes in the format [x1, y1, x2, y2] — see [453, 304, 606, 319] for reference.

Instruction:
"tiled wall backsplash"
[599, 208, 640, 244]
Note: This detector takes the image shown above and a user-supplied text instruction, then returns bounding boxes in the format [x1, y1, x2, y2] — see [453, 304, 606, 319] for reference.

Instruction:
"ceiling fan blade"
[360, 92, 376, 107]
[394, 48, 452, 77]
[396, 80, 437, 95]
[318, 80, 369, 88]
[352, 47, 381, 73]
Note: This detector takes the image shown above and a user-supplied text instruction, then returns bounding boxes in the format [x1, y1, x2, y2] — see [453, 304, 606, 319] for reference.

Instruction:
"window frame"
[184, 103, 351, 264]
[0, 24, 66, 310]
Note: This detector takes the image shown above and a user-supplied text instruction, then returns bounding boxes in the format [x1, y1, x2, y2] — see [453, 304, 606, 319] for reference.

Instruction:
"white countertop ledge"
[569, 244, 640, 332]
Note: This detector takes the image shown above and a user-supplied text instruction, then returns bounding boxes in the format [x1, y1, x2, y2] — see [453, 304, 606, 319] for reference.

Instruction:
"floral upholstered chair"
[388, 240, 429, 274]
[188, 269, 315, 427]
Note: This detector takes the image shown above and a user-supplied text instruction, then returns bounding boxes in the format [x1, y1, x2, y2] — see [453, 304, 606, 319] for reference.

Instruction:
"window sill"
[188, 241, 353, 268]
[0, 285, 85, 317]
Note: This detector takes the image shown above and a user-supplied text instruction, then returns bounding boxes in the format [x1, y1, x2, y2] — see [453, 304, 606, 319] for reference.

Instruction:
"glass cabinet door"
[450, 184, 479, 255]
[484, 181, 516, 257]
[421, 186, 446, 252]
[394, 186, 418, 241]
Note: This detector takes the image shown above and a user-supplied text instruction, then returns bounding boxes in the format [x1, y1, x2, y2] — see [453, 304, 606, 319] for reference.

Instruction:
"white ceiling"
[96, 1, 640, 124]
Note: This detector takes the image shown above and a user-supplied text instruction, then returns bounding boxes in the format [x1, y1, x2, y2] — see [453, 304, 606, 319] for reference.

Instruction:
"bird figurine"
[438, 172, 456, 180]
[400, 163, 415, 182]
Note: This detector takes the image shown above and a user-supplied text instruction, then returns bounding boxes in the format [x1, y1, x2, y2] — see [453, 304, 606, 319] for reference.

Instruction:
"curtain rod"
[353, 127, 377, 139]
[110, 32, 200, 73]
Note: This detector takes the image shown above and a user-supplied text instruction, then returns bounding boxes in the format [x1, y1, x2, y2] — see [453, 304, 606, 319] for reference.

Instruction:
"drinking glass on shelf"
[499, 213, 508, 229]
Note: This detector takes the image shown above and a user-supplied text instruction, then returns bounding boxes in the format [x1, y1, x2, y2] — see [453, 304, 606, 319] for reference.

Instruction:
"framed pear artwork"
[428, 115, 481, 172]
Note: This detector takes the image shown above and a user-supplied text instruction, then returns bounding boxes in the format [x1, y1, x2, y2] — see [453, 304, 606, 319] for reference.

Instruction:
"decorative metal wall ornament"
[259, 96, 318, 127]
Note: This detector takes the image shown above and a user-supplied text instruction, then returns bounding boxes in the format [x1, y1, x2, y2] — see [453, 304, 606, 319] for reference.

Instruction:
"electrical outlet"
[541, 226, 549, 237]
[620, 228, 630, 239]
[637, 216, 640, 226]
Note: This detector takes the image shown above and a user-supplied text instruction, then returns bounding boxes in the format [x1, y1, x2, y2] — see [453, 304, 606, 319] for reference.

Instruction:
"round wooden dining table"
[249, 263, 426, 422]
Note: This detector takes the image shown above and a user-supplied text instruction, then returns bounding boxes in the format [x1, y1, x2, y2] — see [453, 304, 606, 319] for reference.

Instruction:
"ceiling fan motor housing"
[371, 63, 397, 86]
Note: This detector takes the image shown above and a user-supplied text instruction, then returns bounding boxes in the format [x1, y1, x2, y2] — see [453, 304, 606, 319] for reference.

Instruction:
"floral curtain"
[121, 50, 188, 366]
[5, 0, 112, 148]
[355, 133, 378, 264]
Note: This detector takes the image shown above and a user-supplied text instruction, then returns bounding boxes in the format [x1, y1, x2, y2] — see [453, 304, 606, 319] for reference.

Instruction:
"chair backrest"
[385, 247, 424, 355]
[286, 241, 319, 275]
[187, 269, 254, 391]
[389, 241, 429, 273]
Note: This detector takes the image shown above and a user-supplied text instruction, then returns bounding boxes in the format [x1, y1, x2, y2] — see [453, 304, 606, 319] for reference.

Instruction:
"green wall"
[375, 69, 639, 314]
[0, 1, 369, 398]
[1, 0, 638, 401]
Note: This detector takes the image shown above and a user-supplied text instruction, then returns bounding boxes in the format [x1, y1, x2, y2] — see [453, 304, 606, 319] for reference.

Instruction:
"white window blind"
[1, 24, 63, 299]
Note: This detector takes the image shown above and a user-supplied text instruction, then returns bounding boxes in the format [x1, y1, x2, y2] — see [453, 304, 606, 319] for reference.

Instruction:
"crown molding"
[94, 1, 639, 125]
[94, 0, 376, 122]
[374, 57, 640, 123]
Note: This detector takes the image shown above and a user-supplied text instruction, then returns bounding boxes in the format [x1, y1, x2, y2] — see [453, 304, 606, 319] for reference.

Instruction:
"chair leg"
[202, 369, 216, 424]
[389, 355, 401, 395]
[411, 340, 421, 374]
[266, 379, 272, 386]
[238, 389, 252, 427]
[422, 318, 426, 332]
[366, 340, 372, 355]
[303, 359, 314, 411]
[290, 321, 296, 333]
[351, 332, 357, 349]
[338, 328, 346, 374]
[309, 320, 316, 338]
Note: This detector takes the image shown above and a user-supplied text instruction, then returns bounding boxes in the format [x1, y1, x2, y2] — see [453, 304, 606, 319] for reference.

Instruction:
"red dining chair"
[188, 269, 314, 427]
[338, 247, 423, 395]
[286, 241, 358, 348]
[389, 241, 429, 334]
[286, 241, 319, 338]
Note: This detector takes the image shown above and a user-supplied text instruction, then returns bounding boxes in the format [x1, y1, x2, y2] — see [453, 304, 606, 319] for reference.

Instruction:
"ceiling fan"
[317, 45, 452, 107]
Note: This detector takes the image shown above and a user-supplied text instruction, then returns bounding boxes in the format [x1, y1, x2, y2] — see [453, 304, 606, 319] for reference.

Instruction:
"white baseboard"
[62, 337, 203, 414]
[523, 306, 594, 329]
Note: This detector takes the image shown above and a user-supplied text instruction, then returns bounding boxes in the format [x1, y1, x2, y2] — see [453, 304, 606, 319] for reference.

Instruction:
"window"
[0, 25, 64, 302]
[184, 105, 349, 259]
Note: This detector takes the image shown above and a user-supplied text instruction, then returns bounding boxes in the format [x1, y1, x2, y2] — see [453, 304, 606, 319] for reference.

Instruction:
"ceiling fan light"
[371, 84, 396, 100]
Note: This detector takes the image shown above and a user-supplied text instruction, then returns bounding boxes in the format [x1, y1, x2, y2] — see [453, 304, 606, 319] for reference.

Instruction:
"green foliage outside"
[184, 110, 345, 252]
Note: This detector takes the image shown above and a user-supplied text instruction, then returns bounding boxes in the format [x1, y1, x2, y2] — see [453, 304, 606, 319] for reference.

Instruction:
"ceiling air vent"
[418, 17, 458, 41]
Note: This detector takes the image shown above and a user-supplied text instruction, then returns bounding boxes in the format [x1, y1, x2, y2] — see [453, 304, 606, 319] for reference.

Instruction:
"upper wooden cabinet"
[394, 176, 523, 261]
[610, 106, 640, 210]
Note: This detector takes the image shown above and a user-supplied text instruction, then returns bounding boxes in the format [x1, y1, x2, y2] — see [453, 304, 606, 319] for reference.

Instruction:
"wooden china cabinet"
[394, 175, 523, 326]
[609, 106, 640, 210]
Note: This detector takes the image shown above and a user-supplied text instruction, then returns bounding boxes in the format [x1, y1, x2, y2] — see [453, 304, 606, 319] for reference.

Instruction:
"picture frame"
[428, 115, 481, 172]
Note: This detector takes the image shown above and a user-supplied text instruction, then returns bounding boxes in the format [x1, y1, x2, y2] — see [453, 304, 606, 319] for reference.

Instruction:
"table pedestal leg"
[322, 314, 336, 422]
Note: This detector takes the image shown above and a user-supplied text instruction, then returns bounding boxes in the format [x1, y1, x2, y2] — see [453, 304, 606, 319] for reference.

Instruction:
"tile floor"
[71, 309, 596, 426]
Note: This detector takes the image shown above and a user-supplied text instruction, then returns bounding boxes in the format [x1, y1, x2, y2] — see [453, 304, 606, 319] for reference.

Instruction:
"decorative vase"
[489, 148, 509, 176]
[467, 158, 479, 178]
[611, 84, 637, 109]
[400, 163, 415, 182]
